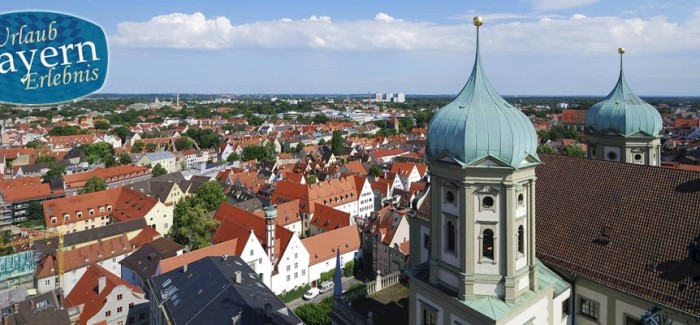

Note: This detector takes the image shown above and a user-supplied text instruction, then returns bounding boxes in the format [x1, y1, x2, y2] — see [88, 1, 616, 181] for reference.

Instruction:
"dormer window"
[76, 212, 82, 218]
[107, 205, 112, 212]
[51, 217, 57, 224]
[89, 209, 94, 215]
[63, 214, 70, 221]
[99, 207, 105, 213]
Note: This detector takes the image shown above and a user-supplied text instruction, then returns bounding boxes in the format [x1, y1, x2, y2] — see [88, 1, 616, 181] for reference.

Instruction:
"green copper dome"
[427, 23, 539, 168]
[585, 51, 662, 137]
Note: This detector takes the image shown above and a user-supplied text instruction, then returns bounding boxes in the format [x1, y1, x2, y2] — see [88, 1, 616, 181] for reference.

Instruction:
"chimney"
[263, 303, 272, 319]
[182, 264, 188, 273]
[234, 271, 242, 284]
[98, 276, 106, 294]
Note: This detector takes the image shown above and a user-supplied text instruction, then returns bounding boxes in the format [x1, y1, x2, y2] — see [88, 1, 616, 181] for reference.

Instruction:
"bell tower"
[425, 16, 540, 303]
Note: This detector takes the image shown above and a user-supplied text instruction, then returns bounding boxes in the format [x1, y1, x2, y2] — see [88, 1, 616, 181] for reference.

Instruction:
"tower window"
[607, 151, 618, 160]
[446, 191, 455, 204]
[483, 229, 494, 260]
[482, 196, 494, 208]
[446, 221, 456, 252]
[517, 225, 524, 255]
[517, 194, 524, 206]
[634, 153, 642, 160]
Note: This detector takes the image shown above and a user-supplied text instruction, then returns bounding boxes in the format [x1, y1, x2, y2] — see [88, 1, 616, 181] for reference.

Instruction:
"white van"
[319, 281, 334, 293]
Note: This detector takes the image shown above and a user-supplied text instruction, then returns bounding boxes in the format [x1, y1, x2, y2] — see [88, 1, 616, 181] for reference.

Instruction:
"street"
[286, 276, 361, 310]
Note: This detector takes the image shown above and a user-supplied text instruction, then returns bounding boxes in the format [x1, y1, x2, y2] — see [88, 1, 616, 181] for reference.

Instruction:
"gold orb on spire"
[618, 47, 625, 55]
[473, 16, 483, 27]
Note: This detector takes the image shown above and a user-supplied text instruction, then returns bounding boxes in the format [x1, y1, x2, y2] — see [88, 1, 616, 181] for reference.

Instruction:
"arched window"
[483, 229, 494, 260]
[517, 225, 524, 255]
[446, 221, 456, 252]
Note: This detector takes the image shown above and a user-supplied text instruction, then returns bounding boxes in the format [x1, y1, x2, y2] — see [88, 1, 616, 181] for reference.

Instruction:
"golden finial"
[618, 47, 625, 55]
[473, 16, 483, 27]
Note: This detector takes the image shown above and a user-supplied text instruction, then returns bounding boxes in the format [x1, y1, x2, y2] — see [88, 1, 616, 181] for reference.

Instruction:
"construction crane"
[0, 228, 65, 289]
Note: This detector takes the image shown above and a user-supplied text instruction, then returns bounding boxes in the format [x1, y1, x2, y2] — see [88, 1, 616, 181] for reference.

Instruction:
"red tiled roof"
[65, 264, 144, 325]
[0, 177, 64, 202]
[36, 235, 132, 278]
[561, 109, 587, 125]
[63, 165, 150, 189]
[536, 154, 700, 315]
[311, 203, 351, 232]
[158, 239, 240, 274]
[342, 160, 367, 175]
[302, 225, 360, 266]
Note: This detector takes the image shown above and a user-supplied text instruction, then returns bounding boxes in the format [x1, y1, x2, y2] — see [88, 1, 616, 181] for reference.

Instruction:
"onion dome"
[426, 17, 539, 168]
[584, 48, 662, 137]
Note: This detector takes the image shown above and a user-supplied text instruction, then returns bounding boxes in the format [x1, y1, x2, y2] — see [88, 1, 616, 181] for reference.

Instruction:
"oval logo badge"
[0, 11, 108, 105]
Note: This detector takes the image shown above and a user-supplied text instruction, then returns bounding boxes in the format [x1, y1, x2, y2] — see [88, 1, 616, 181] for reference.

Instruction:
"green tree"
[241, 144, 275, 162]
[152, 163, 167, 177]
[226, 152, 240, 162]
[25, 140, 47, 149]
[145, 143, 158, 153]
[294, 298, 332, 325]
[111, 125, 130, 142]
[562, 145, 586, 157]
[191, 181, 226, 212]
[80, 142, 115, 165]
[313, 114, 330, 124]
[41, 163, 66, 183]
[35, 155, 56, 164]
[131, 140, 145, 153]
[93, 120, 111, 130]
[169, 201, 218, 250]
[118, 152, 132, 165]
[306, 175, 317, 184]
[48, 125, 83, 136]
[174, 137, 195, 151]
[537, 145, 556, 154]
[247, 116, 264, 126]
[79, 176, 108, 194]
[295, 142, 305, 153]
[537, 129, 551, 142]
[331, 130, 344, 156]
[368, 166, 381, 177]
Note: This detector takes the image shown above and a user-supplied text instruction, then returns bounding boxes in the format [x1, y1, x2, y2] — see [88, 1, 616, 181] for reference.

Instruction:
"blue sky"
[2, 1, 699, 95]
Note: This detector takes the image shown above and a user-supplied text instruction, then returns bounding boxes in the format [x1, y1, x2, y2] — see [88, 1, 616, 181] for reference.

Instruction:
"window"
[294, 272, 298, 279]
[302, 270, 306, 276]
[76, 212, 82, 218]
[44, 279, 50, 286]
[258, 258, 262, 264]
[517, 225, 524, 255]
[129, 302, 134, 308]
[517, 193, 524, 206]
[421, 303, 437, 325]
[139, 313, 145, 320]
[607, 151, 618, 160]
[89, 209, 94, 215]
[250, 249, 254, 256]
[106, 311, 111, 317]
[445, 190, 455, 203]
[286, 265, 291, 271]
[482, 229, 494, 260]
[634, 153, 642, 161]
[294, 262, 298, 269]
[117, 307, 123, 313]
[446, 221, 456, 252]
[423, 234, 430, 249]
[117, 294, 123, 300]
[286, 275, 290, 281]
[482, 196, 494, 208]
[625, 315, 642, 325]
[562, 299, 569, 318]
[579, 296, 599, 321]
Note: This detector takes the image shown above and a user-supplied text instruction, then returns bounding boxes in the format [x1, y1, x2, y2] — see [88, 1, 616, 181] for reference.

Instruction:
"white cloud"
[529, 0, 598, 11]
[110, 11, 700, 57]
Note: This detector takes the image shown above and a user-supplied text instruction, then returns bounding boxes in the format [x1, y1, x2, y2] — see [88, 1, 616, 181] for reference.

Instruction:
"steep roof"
[426, 23, 538, 168]
[65, 264, 144, 325]
[158, 239, 240, 274]
[35, 235, 133, 278]
[120, 237, 183, 280]
[536, 154, 700, 316]
[302, 225, 360, 266]
[311, 203, 351, 232]
[584, 50, 662, 137]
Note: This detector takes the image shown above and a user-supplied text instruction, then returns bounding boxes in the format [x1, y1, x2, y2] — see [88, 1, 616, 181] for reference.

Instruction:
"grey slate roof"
[120, 237, 183, 281]
[33, 218, 147, 254]
[148, 256, 303, 325]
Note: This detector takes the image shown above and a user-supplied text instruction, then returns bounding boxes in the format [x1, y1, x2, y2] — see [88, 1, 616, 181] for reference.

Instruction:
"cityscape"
[0, 1, 699, 325]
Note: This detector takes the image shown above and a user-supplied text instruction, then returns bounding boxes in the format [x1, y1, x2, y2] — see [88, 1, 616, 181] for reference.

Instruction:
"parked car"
[319, 281, 334, 293]
[303, 287, 320, 300]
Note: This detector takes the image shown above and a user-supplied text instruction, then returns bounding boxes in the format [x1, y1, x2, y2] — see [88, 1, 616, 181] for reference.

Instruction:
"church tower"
[408, 17, 569, 325]
[584, 48, 662, 165]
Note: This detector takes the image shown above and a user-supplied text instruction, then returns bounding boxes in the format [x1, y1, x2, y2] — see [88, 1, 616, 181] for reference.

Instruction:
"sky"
[2, 0, 700, 96]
